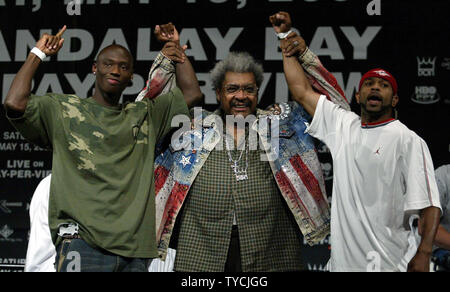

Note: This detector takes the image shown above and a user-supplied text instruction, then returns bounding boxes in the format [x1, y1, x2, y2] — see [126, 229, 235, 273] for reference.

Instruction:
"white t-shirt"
[25, 175, 177, 272]
[307, 95, 442, 272]
[435, 165, 450, 232]
[25, 175, 56, 272]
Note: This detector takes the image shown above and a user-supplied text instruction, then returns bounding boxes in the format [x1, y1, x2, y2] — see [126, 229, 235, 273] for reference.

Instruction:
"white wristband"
[277, 30, 293, 40]
[31, 47, 47, 61]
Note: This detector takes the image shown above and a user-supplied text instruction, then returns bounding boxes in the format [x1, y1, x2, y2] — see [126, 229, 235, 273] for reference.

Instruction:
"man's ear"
[392, 94, 399, 107]
[92, 62, 97, 75]
[355, 92, 361, 104]
[216, 89, 221, 104]
[128, 74, 134, 87]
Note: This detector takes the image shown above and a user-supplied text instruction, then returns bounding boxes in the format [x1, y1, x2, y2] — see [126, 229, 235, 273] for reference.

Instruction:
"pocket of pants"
[56, 239, 73, 272]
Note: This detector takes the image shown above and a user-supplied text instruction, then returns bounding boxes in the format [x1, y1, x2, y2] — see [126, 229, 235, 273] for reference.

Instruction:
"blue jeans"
[55, 238, 150, 272]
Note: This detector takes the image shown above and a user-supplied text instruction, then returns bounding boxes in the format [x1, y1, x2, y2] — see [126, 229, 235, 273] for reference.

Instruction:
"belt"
[62, 234, 81, 239]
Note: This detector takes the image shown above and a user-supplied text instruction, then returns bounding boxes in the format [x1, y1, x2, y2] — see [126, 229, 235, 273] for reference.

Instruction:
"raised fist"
[154, 22, 179, 43]
[269, 11, 292, 34]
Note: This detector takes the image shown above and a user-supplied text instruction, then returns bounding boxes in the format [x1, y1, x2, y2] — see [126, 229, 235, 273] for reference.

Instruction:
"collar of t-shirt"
[361, 118, 396, 129]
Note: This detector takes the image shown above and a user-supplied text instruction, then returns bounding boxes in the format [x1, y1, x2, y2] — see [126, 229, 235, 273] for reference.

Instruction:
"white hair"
[210, 52, 264, 90]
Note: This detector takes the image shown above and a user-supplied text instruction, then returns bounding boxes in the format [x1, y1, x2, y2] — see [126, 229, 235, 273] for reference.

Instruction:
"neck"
[360, 107, 394, 124]
[225, 122, 246, 146]
[92, 85, 121, 107]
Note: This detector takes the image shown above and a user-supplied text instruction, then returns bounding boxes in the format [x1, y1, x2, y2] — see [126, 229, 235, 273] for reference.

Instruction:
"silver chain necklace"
[225, 135, 249, 182]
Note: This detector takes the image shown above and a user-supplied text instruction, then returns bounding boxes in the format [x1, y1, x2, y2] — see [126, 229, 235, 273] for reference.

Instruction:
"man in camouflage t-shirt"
[4, 26, 199, 272]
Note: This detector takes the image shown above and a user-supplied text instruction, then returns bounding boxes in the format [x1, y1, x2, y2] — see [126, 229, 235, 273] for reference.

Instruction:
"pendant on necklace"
[235, 174, 249, 182]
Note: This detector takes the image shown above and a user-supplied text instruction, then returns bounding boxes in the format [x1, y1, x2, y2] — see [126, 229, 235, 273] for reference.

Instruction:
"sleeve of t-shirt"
[306, 95, 351, 155]
[435, 165, 449, 219]
[402, 134, 442, 213]
[148, 87, 190, 142]
[6, 94, 59, 150]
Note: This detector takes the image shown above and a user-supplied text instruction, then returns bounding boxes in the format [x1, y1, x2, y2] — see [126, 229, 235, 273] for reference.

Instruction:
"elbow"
[4, 94, 27, 114]
[290, 86, 310, 103]
[192, 90, 204, 104]
[184, 89, 204, 108]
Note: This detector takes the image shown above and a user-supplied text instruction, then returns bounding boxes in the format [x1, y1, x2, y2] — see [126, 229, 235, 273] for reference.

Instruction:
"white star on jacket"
[180, 155, 192, 168]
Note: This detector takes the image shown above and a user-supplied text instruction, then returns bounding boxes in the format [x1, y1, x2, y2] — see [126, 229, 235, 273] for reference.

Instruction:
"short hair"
[96, 44, 134, 70]
[210, 52, 264, 90]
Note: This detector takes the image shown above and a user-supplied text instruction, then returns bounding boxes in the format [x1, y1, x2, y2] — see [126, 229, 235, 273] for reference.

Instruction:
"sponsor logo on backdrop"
[411, 86, 440, 105]
[417, 57, 437, 77]
[441, 58, 450, 70]
[0, 225, 23, 243]
[0, 225, 14, 239]
[0, 200, 23, 214]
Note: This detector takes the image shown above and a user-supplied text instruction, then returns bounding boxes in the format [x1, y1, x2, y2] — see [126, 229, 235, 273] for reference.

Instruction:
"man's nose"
[234, 88, 247, 99]
[110, 65, 120, 76]
[370, 83, 381, 91]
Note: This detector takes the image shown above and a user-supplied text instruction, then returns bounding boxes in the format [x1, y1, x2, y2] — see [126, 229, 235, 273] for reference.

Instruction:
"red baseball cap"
[359, 68, 398, 95]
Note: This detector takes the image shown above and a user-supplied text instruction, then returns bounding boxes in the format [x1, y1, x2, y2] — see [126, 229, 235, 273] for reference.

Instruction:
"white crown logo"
[417, 57, 437, 67]
[417, 57, 436, 77]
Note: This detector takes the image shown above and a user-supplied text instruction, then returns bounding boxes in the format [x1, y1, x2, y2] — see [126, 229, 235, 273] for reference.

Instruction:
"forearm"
[299, 48, 350, 110]
[175, 57, 203, 108]
[283, 54, 319, 116]
[5, 53, 41, 113]
[418, 207, 441, 255]
[136, 53, 176, 102]
[434, 225, 450, 250]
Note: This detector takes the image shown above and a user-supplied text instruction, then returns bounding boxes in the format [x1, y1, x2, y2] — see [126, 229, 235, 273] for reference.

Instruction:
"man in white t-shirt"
[271, 12, 442, 272]
[434, 165, 450, 250]
[431, 165, 450, 270]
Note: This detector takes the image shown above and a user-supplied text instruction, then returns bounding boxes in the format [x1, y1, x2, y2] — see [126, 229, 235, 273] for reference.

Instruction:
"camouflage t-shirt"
[7, 88, 188, 258]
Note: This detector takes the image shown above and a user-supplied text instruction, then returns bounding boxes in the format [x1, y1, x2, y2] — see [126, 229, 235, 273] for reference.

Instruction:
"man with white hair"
[153, 44, 349, 272]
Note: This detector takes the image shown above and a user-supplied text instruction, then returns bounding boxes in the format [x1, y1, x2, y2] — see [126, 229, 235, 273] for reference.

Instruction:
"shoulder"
[260, 102, 307, 121]
[436, 165, 450, 180]
[30, 93, 74, 105]
[393, 121, 424, 143]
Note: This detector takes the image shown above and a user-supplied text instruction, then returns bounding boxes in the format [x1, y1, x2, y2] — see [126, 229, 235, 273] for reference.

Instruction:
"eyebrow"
[101, 58, 132, 67]
[225, 83, 256, 86]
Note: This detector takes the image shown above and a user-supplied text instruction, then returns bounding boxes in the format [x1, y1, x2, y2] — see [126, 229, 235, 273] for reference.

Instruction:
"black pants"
[224, 225, 242, 272]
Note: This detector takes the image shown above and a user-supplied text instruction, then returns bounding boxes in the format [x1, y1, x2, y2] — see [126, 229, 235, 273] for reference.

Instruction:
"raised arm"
[281, 45, 321, 117]
[4, 26, 66, 115]
[136, 23, 203, 108]
[270, 12, 350, 116]
[270, 12, 320, 116]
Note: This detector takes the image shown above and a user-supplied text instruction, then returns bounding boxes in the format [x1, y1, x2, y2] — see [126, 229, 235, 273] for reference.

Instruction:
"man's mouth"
[231, 103, 250, 111]
[367, 95, 382, 106]
[107, 78, 121, 86]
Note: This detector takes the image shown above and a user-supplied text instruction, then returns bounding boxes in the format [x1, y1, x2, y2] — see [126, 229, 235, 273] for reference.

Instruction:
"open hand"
[162, 41, 187, 64]
[281, 32, 307, 57]
[35, 26, 66, 56]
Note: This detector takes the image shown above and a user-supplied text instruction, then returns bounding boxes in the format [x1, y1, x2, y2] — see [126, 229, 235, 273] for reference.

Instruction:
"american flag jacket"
[138, 48, 350, 260]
